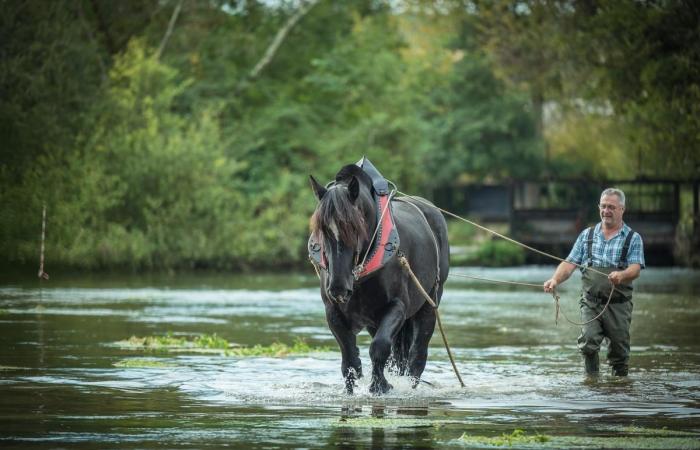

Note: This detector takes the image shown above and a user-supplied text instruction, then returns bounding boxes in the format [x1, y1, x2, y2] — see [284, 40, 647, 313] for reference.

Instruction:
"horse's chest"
[339, 293, 391, 328]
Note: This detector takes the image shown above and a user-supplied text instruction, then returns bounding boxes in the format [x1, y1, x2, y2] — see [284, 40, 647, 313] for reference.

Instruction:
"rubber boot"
[584, 353, 599, 376]
[611, 365, 628, 377]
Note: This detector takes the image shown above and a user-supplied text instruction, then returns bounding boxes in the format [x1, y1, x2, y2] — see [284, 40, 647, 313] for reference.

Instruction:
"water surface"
[1, 267, 699, 448]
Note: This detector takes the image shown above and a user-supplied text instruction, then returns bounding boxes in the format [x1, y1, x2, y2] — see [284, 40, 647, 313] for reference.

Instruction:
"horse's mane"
[335, 164, 369, 184]
[310, 165, 370, 248]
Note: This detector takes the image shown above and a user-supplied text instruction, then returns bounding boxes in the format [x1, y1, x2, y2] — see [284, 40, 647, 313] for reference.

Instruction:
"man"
[544, 188, 645, 377]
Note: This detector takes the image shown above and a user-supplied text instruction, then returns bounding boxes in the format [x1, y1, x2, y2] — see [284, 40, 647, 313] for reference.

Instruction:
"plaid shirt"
[566, 222, 645, 269]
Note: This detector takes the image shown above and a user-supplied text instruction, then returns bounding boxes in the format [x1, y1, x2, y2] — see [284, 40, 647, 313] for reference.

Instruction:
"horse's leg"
[390, 321, 412, 376]
[407, 300, 437, 387]
[325, 305, 362, 394]
[369, 300, 406, 395]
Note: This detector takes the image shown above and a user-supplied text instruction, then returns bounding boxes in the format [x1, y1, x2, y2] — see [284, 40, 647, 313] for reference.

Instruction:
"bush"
[474, 239, 525, 267]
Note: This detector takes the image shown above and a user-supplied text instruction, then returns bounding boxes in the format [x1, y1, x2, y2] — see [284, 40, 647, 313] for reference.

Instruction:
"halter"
[308, 158, 400, 281]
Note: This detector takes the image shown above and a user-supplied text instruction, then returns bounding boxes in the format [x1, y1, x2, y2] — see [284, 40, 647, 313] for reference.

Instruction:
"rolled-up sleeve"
[628, 233, 646, 269]
[566, 229, 588, 266]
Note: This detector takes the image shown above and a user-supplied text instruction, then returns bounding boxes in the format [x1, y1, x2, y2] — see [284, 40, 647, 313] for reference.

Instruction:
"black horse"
[308, 159, 449, 395]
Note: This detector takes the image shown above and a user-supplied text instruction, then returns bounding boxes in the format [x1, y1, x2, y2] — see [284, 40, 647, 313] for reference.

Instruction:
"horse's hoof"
[369, 380, 393, 395]
[345, 379, 356, 395]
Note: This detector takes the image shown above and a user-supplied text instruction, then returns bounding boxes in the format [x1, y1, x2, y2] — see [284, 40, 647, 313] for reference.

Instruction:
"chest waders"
[578, 227, 636, 377]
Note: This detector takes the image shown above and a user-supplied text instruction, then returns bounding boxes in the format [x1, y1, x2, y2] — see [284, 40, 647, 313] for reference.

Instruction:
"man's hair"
[601, 187, 625, 207]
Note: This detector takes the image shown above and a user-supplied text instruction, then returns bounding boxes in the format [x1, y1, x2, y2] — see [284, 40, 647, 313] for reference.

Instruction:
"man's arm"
[608, 263, 641, 285]
[543, 261, 578, 293]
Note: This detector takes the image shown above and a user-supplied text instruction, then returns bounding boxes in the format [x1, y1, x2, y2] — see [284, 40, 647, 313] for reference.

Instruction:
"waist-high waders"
[578, 227, 636, 376]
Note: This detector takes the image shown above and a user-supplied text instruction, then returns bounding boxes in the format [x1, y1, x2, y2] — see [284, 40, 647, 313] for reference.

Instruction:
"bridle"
[314, 180, 396, 282]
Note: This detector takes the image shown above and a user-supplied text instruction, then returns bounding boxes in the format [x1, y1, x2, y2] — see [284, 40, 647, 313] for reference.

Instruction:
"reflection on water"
[1, 267, 699, 448]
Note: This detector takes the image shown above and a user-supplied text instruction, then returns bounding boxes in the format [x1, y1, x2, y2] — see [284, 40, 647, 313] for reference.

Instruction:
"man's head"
[599, 188, 625, 229]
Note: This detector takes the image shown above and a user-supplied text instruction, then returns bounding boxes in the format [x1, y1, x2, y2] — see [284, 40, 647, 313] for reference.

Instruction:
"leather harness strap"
[586, 225, 636, 269]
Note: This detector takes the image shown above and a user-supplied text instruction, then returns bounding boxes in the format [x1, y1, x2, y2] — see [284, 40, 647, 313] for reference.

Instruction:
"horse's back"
[392, 196, 450, 278]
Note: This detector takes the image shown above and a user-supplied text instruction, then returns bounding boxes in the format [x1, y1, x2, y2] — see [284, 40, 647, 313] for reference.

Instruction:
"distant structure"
[434, 179, 699, 266]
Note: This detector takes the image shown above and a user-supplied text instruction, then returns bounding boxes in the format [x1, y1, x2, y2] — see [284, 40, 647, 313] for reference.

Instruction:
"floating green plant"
[456, 428, 700, 449]
[115, 334, 331, 357]
[332, 417, 437, 429]
[115, 332, 229, 352]
[113, 358, 176, 368]
[620, 426, 697, 437]
[458, 429, 550, 447]
[225, 338, 331, 357]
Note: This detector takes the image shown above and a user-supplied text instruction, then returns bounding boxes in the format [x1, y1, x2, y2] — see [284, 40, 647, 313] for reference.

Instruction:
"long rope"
[394, 190, 623, 291]
[398, 256, 465, 388]
[307, 184, 617, 388]
[393, 190, 623, 320]
[449, 271, 613, 326]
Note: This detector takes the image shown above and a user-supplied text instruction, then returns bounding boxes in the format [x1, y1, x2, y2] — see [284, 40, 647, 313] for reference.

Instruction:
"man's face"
[599, 194, 624, 228]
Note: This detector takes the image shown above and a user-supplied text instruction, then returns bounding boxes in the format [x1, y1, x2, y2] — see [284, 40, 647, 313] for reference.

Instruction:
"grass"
[115, 334, 331, 357]
[458, 429, 550, 447]
[332, 417, 441, 429]
[456, 428, 700, 449]
[113, 358, 176, 368]
[225, 338, 331, 357]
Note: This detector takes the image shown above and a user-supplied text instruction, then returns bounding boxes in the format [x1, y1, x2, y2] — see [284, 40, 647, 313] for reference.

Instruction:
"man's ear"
[309, 175, 327, 201]
[348, 176, 359, 202]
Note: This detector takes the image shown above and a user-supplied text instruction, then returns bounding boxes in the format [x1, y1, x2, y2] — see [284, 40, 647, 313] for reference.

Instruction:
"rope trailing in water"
[398, 255, 465, 388]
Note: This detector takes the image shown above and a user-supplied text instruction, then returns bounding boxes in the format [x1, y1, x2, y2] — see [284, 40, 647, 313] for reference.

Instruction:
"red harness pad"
[308, 194, 400, 278]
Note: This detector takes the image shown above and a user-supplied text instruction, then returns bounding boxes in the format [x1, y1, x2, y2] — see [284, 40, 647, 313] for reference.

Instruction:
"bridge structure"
[433, 179, 699, 266]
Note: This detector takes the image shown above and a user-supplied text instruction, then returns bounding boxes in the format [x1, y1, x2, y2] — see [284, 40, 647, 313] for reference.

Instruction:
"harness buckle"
[352, 264, 364, 281]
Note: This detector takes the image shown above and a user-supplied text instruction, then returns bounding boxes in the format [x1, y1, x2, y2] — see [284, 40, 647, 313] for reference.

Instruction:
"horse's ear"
[309, 175, 327, 201]
[348, 176, 359, 203]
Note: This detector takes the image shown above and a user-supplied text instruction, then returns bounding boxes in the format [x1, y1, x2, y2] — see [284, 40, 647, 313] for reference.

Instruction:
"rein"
[309, 178, 621, 390]
[393, 190, 621, 325]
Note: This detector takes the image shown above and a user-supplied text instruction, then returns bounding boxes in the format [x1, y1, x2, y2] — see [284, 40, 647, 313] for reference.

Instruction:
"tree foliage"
[1, 0, 695, 270]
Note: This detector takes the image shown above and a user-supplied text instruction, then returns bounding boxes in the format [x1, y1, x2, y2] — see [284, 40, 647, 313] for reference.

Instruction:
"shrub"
[474, 239, 525, 267]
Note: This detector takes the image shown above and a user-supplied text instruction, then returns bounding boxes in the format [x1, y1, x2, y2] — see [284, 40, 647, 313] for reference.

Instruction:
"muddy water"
[0, 267, 699, 448]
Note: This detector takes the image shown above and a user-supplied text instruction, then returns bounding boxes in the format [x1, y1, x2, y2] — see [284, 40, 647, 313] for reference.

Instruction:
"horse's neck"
[359, 191, 379, 248]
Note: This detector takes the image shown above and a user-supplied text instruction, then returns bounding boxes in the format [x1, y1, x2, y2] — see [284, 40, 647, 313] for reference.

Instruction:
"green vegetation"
[452, 239, 526, 267]
[447, 220, 479, 246]
[456, 428, 700, 449]
[333, 417, 438, 429]
[1, 1, 696, 270]
[226, 338, 331, 357]
[113, 358, 176, 368]
[458, 429, 550, 447]
[116, 334, 330, 357]
[116, 332, 232, 353]
[475, 240, 526, 267]
[620, 426, 698, 437]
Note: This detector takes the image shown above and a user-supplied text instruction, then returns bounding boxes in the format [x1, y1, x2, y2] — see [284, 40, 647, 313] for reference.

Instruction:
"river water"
[1, 267, 699, 448]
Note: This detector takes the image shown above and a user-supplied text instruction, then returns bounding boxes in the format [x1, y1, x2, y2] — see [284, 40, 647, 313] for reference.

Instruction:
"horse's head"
[309, 165, 375, 303]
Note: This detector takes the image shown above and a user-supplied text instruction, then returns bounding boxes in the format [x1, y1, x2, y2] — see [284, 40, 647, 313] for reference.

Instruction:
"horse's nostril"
[329, 287, 352, 303]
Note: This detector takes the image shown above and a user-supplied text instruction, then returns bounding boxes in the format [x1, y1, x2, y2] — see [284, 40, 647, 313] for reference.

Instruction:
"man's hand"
[544, 261, 577, 293]
[608, 271, 624, 285]
[543, 278, 558, 293]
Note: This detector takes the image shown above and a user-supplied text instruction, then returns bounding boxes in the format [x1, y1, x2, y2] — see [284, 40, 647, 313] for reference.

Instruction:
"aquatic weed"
[115, 334, 331, 357]
[333, 417, 435, 429]
[456, 429, 700, 449]
[226, 338, 331, 357]
[458, 429, 550, 447]
[113, 358, 176, 368]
